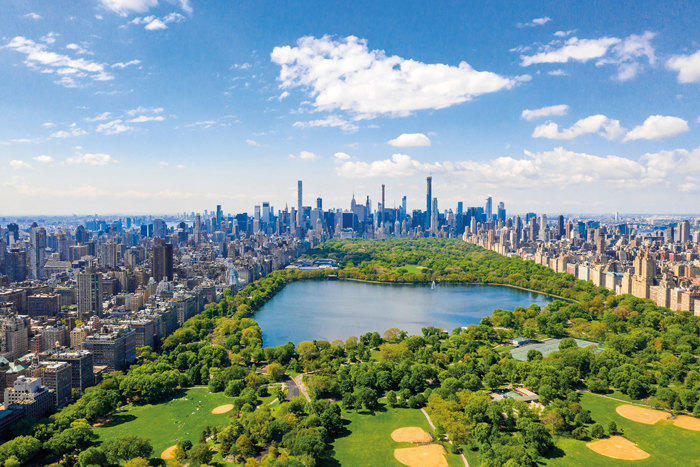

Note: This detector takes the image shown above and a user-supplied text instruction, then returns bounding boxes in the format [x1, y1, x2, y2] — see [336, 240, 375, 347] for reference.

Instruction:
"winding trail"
[421, 408, 469, 467]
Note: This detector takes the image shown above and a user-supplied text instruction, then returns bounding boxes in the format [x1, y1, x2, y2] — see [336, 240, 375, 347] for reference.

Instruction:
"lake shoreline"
[337, 277, 576, 303]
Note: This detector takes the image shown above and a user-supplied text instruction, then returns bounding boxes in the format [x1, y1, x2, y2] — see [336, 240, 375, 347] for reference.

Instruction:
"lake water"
[255, 280, 554, 347]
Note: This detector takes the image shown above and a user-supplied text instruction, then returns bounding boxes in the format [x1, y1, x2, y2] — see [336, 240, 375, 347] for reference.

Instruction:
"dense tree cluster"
[2, 239, 698, 466]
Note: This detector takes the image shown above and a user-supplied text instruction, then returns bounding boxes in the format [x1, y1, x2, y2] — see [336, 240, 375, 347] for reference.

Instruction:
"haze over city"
[2, 0, 700, 215]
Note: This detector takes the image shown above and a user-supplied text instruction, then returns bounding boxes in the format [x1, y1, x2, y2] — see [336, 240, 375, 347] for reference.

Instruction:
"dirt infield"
[674, 415, 700, 431]
[586, 436, 650, 460]
[616, 404, 670, 424]
[211, 404, 234, 414]
[161, 445, 177, 459]
[391, 426, 433, 443]
[394, 444, 448, 467]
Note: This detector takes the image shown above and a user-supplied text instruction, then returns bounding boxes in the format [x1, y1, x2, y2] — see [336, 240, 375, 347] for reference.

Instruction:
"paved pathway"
[421, 408, 469, 467]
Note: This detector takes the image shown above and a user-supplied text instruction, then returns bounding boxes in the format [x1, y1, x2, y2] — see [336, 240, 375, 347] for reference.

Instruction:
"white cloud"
[624, 115, 689, 141]
[51, 125, 87, 138]
[96, 119, 133, 135]
[667, 50, 700, 83]
[521, 36, 620, 66]
[288, 151, 316, 160]
[246, 139, 260, 146]
[9, 160, 32, 170]
[5, 36, 113, 87]
[532, 114, 624, 140]
[336, 153, 440, 178]
[547, 69, 567, 76]
[99, 0, 158, 16]
[42, 122, 56, 128]
[86, 112, 111, 122]
[271, 35, 523, 119]
[521, 104, 569, 121]
[128, 115, 164, 123]
[126, 106, 163, 116]
[145, 18, 167, 30]
[554, 30, 576, 37]
[176, 164, 185, 169]
[24, 13, 42, 20]
[517, 16, 552, 27]
[111, 59, 141, 69]
[32, 155, 54, 164]
[65, 152, 117, 165]
[388, 133, 431, 147]
[178, 0, 193, 14]
[520, 32, 656, 81]
[293, 115, 359, 132]
[65, 43, 89, 55]
[333, 152, 351, 162]
[278, 91, 289, 100]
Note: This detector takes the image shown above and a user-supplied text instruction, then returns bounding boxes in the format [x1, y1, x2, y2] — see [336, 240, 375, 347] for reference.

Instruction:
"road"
[281, 374, 299, 399]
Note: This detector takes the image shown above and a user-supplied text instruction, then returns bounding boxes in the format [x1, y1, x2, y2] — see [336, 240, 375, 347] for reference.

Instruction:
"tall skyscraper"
[426, 176, 432, 228]
[77, 268, 102, 319]
[431, 197, 438, 234]
[297, 180, 303, 228]
[152, 239, 174, 282]
[457, 202, 463, 215]
[485, 196, 493, 221]
[497, 202, 506, 222]
[401, 196, 407, 219]
[381, 184, 385, 226]
[679, 220, 690, 243]
[316, 197, 322, 210]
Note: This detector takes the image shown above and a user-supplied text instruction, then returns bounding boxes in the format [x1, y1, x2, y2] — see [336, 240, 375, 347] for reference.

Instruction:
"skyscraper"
[431, 197, 438, 234]
[77, 268, 102, 319]
[152, 239, 174, 282]
[485, 196, 493, 221]
[381, 184, 385, 226]
[426, 176, 432, 228]
[497, 202, 506, 222]
[297, 180, 303, 228]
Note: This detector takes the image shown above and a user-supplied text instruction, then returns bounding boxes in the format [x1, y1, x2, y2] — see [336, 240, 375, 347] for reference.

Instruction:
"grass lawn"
[327, 401, 462, 467]
[95, 387, 235, 456]
[544, 392, 700, 466]
[399, 265, 426, 274]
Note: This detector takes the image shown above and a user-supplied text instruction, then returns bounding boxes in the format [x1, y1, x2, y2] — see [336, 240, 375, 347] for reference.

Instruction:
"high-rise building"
[297, 180, 303, 229]
[45, 350, 94, 393]
[77, 268, 102, 319]
[316, 197, 322, 210]
[426, 176, 432, 228]
[497, 202, 506, 222]
[100, 241, 119, 268]
[0, 315, 30, 360]
[41, 361, 72, 408]
[431, 197, 438, 234]
[381, 184, 385, 226]
[152, 239, 174, 282]
[83, 327, 136, 372]
[485, 196, 493, 221]
[679, 220, 690, 243]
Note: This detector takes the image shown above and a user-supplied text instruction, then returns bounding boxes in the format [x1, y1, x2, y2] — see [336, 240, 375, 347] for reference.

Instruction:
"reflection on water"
[255, 280, 554, 347]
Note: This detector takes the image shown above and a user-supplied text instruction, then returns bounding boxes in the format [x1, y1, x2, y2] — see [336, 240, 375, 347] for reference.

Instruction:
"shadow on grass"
[99, 413, 137, 428]
[542, 445, 566, 462]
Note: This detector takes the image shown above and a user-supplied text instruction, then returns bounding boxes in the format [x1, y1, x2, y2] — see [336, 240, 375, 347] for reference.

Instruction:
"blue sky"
[2, 0, 700, 215]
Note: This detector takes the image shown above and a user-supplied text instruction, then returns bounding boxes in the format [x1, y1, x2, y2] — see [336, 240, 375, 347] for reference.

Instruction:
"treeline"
[305, 238, 609, 301]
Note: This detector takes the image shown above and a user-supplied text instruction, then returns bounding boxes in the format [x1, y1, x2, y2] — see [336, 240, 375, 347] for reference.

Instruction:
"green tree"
[78, 447, 108, 467]
[188, 443, 213, 465]
[590, 423, 605, 439]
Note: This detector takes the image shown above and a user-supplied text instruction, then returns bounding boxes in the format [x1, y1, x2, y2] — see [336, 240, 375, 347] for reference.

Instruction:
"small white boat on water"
[431, 280, 436, 289]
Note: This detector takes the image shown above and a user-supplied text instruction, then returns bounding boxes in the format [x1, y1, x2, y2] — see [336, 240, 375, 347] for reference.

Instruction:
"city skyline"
[2, 1, 700, 214]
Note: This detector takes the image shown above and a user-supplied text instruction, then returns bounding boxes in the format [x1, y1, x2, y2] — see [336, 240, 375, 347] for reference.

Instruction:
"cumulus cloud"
[246, 139, 260, 146]
[128, 115, 164, 123]
[131, 12, 185, 30]
[667, 50, 700, 83]
[547, 69, 567, 76]
[51, 125, 87, 138]
[517, 17, 552, 27]
[387, 133, 431, 147]
[333, 152, 351, 162]
[126, 106, 163, 116]
[33, 155, 54, 164]
[5, 36, 113, 87]
[99, 0, 158, 16]
[9, 160, 32, 170]
[24, 12, 42, 20]
[65, 152, 117, 165]
[86, 112, 111, 122]
[532, 114, 624, 140]
[96, 119, 133, 135]
[520, 31, 656, 80]
[624, 115, 689, 141]
[335, 146, 700, 189]
[271, 35, 523, 119]
[288, 151, 316, 160]
[521, 104, 569, 121]
[293, 115, 359, 132]
[336, 153, 442, 178]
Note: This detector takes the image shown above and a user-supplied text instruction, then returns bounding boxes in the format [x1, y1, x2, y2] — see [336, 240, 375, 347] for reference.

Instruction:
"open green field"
[95, 387, 234, 456]
[327, 401, 462, 467]
[398, 265, 426, 274]
[545, 392, 700, 466]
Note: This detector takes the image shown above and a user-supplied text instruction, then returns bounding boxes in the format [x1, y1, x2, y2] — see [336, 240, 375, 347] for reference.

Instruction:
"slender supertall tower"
[426, 176, 432, 228]
[381, 184, 385, 226]
[297, 180, 303, 228]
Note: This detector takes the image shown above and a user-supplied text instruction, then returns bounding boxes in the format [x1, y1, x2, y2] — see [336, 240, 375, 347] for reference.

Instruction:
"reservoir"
[255, 280, 554, 347]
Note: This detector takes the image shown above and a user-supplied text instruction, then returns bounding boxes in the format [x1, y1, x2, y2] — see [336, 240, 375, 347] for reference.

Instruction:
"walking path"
[420, 408, 469, 467]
